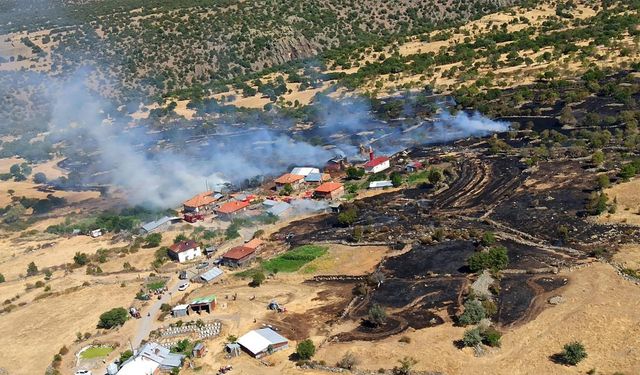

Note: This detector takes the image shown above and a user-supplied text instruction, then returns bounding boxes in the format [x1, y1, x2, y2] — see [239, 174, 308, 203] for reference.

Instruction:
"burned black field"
[274, 111, 640, 342]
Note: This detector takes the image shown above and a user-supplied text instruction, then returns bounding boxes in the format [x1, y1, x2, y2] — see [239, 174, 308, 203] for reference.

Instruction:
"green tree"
[97, 307, 129, 329]
[337, 207, 358, 226]
[33, 172, 47, 184]
[596, 174, 610, 189]
[0, 273, 5, 283]
[458, 299, 486, 326]
[619, 163, 637, 180]
[9, 163, 20, 176]
[119, 350, 133, 363]
[591, 150, 605, 166]
[559, 341, 587, 365]
[390, 172, 403, 187]
[393, 356, 417, 375]
[73, 252, 89, 266]
[282, 183, 293, 196]
[428, 169, 443, 184]
[296, 339, 316, 360]
[467, 246, 509, 272]
[559, 106, 577, 126]
[368, 304, 387, 326]
[145, 233, 162, 247]
[345, 167, 365, 180]
[250, 271, 266, 287]
[173, 234, 188, 243]
[480, 231, 496, 246]
[26, 261, 38, 276]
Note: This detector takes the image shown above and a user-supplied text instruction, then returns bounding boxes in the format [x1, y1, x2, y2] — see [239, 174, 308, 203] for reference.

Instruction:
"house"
[304, 172, 329, 184]
[274, 173, 304, 192]
[313, 182, 345, 200]
[192, 343, 207, 358]
[172, 304, 189, 318]
[183, 191, 222, 213]
[237, 328, 289, 358]
[141, 216, 182, 234]
[405, 161, 424, 173]
[369, 180, 394, 189]
[215, 200, 250, 219]
[221, 246, 256, 267]
[325, 156, 347, 172]
[267, 201, 291, 217]
[117, 342, 184, 374]
[363, 155, 390, 174]
[168, 240, 202, 263]
[189, 295, 216, 314]
[199, 267, 223, 283]
[290, 167, 320, 176]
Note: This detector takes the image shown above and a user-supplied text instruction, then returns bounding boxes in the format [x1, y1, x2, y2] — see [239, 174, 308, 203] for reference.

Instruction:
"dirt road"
[132, 277, 181, 347]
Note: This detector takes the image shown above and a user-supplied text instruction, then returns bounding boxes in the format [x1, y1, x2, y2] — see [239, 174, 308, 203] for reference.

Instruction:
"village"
[84, 145, 432, 375]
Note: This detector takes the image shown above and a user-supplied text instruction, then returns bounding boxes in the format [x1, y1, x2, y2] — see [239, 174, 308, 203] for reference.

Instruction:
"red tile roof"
[364, 156, 390, 168]
[222, 246, 255, 260]
[274, 173, 304, 184]
[170, 240, 198, 253]
[216, 200, 250, 214]
[183, 191, 218, 208]
[315, 182, 343, 193]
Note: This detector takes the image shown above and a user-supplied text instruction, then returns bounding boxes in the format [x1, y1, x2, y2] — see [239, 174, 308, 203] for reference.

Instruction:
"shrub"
[393, 356, 417, 375]
[0, 273, 4, 283]
[559, 341, 587, 365]
[144, 233, 162, 247]
[480, 231, 496, 246]
[73, 252, 89, 266]
[458, 299, 486, 326]
[59, 346, 69, 355]
[337, 207, 358, 226]
[296, 339, 316, 360]
[368, 304, 387, 326]
[337, 351, 359, 370]
[160, 303, 172, 312]
[482, 327, 502, 347]
[119, 350, 133, 363]
[462, 327, 482, 347]
[98, 307, 129, 329]
[250, 271, 266, 287]
[26, 261, 38, 276]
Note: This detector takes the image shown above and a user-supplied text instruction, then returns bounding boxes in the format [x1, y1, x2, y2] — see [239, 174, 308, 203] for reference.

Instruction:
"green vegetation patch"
[147, 280, 166, 290]
[81, 346, 114, 359]
[262, 245, 328, 273]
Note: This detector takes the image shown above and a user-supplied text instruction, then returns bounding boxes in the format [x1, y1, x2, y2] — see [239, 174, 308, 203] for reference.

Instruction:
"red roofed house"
[244, 238, 264, 251]
[169, 240, 202, 263]
[363, 154, 390, 174]
[216, 200, 250, 220]
[221, 246, 256, 267]
[183, 191, 221, 213]
[314, 182, 345, 200]
[274, 173, 304, 192]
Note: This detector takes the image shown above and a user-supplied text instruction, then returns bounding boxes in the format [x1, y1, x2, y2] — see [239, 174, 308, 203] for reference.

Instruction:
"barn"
[237, 328, 289, 358]
[221, 246, 256, 267]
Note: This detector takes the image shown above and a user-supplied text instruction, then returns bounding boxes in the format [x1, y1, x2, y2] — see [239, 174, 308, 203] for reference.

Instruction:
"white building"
[168, 240, 202, 263]
[363, 156, 390, 174]
[290, 167, 320, 177]
[237, 328, 289, 358]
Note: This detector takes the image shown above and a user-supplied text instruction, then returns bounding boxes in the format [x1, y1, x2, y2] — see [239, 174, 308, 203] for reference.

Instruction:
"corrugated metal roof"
[200, 267, 223, 282]
[237, 328, 288, 356]
[369, 180, 393, 189]
[267, 202, 291, 216]
[290, 167, 319, 176]
[141, 216, 180, 232]
[190, 294, 216, 304]
[304, 173, 323, 182]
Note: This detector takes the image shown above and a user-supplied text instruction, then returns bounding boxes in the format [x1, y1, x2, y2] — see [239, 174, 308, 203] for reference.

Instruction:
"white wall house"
[363, 157, 390, 174]
[168, 240, 202, 263]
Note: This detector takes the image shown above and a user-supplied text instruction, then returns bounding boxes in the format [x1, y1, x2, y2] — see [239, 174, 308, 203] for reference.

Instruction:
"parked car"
[196, 261, 209, 269]
[75, 370, 92, 375]
[178, 282, 190, 291]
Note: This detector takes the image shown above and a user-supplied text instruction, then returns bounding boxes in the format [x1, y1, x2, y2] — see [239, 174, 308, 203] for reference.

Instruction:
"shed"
[313, 182, 345, 200]
[141, 216, 181, 234]
[221, 246, 256, 267]
[237, 328, 289, 358]
[369, 180, 394, 189]
[290, 167, 320, 176]
[199, 267, 223, 283]
[304, 172, 329, 184]
[405, 161, 424, 172]
[225, 343, 241, 357]
[172, 304, 189, 318]
[189, 295, 216, 314]
[192, 342, 206, 358]
[267, 202, 291, 217]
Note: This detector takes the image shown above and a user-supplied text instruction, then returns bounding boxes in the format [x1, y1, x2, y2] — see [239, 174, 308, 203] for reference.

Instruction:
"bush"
[482, 327, 502, 347]
[559, 341, 587, 365]
[0, 273, 4, 283]
[480, 231, 496, 246]
[145, 233, 162, 247]
[368, 304, 387, 326]
[26, 261, 38, 276]
[119, 350, 133, 363]
[250, 271, 266, 287]
[98, 307, 129, 329]
[337, 207, 358, 226]
[467, 246, 509, 272]
[462, 327, 482, 347]
[296, 339, 316, 360]
[73, 252, 89, 266]
[337, 351, 359, 370]
[458, 299, 486, 326]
